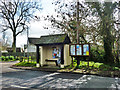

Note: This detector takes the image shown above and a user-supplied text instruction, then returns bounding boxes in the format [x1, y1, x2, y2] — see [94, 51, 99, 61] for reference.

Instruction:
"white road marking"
[20, 72, 60, 86]
[11, 85, 28, 88]
[38, 79, 56, 88]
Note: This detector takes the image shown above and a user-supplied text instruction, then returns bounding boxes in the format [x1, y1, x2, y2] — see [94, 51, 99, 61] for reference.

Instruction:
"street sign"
[69, 44, 90, 56]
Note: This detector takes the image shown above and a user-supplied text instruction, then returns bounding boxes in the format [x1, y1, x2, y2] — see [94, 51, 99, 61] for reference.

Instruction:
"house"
[6, 47, 21, 52]
[28, 34, 71, 67]
[27, 38, 40, 52]
[0, 39, 2, 52]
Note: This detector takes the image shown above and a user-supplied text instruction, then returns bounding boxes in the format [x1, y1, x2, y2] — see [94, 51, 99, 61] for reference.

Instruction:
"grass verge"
[15, 62, 36, 67]
[68, 60, 120, 71]
[60, 60, 120, 77]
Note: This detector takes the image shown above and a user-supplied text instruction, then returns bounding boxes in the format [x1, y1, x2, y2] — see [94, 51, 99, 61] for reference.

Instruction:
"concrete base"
[60, 65, 64, 68]
[36, 63, 40, 67]
[41, 64, 43, 67]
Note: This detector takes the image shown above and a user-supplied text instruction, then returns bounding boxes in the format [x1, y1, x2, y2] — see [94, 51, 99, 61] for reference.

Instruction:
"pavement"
[11, 65, 60, 72]
[1, 61, 120, 89]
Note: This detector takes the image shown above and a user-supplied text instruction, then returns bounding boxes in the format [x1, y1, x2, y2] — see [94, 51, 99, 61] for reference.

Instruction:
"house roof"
[28, 38, 40, 45]
[28, 34, 71, 46]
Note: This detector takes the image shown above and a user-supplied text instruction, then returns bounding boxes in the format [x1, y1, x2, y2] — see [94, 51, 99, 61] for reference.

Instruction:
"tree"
[47, 0, 118, 64]
[88, 1, 118, 63]
[45, 0, 97, 67]
[45, 0, 90, 44]
[0, 0, 42, 52]
[114, 1, 120, 64]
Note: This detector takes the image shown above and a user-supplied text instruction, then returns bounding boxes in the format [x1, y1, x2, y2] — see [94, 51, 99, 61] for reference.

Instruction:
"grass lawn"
[15, 62, 36, 67]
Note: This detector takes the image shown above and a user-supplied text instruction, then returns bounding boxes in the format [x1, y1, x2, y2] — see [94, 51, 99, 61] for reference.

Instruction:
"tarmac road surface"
[0, 61, 120, 89]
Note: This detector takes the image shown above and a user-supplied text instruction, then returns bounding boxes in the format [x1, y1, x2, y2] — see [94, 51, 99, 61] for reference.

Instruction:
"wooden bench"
[45, 59, 58, 66]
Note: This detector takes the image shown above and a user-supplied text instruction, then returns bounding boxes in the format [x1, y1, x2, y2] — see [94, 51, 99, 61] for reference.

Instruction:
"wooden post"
[36, 45, 40, 67]
[72, 57, 73, 67]
[61, 45, 64, 64]
[77, 57, 80, 67]
[87, 58, 89, 70]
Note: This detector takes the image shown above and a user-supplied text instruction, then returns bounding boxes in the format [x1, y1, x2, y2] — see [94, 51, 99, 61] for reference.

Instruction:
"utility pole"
[76, 0, 79, 44]
[27, 28, 29, 63]
[76, 0, 80, 66]
[20, 22, 29, 62]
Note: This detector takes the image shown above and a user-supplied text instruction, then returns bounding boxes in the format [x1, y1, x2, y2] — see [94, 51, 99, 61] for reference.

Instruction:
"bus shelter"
[29, 34, 71, 67]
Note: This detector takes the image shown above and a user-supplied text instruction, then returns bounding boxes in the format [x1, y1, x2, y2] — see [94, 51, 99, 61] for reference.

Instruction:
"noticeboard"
[69, 44, 90, 56]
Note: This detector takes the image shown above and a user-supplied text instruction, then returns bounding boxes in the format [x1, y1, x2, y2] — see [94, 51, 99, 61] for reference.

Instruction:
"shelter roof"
[28, 34, 71, 46]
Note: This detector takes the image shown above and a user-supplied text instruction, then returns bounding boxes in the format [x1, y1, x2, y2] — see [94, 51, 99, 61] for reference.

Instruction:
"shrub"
[1, 56, 17, 61]
[89, 47, 105, 63]
[5, 56, 9, 61]
[15, 56, 20, 60]
[9, 56, 14, 60]
[73, 60, 120, 71]
[1, 56, 5, 61]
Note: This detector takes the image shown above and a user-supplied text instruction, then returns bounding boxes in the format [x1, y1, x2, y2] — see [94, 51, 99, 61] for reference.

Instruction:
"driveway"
[0, 61, 120, 89]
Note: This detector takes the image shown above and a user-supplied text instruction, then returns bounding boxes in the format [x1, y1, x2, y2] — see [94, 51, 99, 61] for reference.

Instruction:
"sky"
[16, 0, 60, 48]
[0, 0, 61, 48]
[0, 0, 119, 48]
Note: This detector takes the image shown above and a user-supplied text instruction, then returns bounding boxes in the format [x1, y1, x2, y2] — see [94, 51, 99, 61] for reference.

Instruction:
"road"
[0, 61, 120, 89]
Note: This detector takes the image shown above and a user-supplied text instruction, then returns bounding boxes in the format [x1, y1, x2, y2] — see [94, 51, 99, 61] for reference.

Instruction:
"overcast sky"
[0, 0, 119, 48]
[16, 0, 60, 48]
[0, 0, 61, 48]
[17, 0, 61, 47]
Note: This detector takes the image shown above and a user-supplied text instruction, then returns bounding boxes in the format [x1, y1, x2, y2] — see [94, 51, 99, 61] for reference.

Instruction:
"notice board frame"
[69, 43, 90, 57]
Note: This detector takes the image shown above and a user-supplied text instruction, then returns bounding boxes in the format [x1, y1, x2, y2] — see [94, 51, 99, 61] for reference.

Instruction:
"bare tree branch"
[0, 0, 42, 52]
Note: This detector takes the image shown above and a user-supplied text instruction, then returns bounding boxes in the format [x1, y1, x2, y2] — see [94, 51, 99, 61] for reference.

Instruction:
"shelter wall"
[40, 46, 46, 66]
[64, 44, 71, 66]
[40, 45, 61, 66]
[40, 44, 71, 66]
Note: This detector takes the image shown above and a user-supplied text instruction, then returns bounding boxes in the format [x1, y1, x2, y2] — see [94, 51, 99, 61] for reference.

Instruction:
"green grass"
[21, 57, 36, 63]
[15, 62, 36, 67]
[70, 60, 120, 71]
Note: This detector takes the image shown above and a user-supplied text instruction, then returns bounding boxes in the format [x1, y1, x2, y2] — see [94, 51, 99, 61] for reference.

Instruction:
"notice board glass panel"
[83, 44, 89, 55]
[70, 45, 75, 55]
[76, 45, 82, 55]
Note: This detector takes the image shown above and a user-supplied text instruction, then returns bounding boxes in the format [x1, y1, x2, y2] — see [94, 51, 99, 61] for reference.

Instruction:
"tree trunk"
[116, 42, 119, 64]
[103, 37, 114, 64]
[12, 33, 16, 52]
